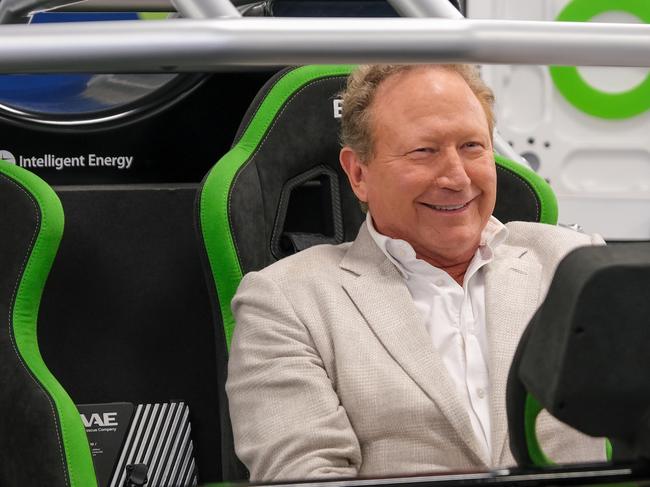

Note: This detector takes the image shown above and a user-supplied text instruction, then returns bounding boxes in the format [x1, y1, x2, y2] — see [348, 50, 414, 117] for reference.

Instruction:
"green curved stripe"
[0, 160, 97, 487]
[200, 65, 354, 351]
[606, 438, 613, 461]
[550, 66, 650, 119]
[550, 0, 650, 119]
[495, 155, 559, 225]
[524, 394, 554, 467]
[524, 394, 612, 466]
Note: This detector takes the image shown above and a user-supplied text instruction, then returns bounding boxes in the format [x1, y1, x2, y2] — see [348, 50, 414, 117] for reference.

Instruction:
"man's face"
[340, 67, 497, 266]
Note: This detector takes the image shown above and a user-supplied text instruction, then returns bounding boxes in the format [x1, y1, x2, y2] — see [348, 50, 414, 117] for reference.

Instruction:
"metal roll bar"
[389, 0, 464, 21]
[171, 0, 240, 19]
[0, 18, 648, 73]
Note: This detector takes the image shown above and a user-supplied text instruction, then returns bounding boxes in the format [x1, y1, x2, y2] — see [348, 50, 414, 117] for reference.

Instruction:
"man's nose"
[435, 149, 471, 190]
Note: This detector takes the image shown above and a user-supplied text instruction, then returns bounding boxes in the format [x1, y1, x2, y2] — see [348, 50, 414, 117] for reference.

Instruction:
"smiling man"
[339, 65, 497, 286]
[226, 64, 605, 482]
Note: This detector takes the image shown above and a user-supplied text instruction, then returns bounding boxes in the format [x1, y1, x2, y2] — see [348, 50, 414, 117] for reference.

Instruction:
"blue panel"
[0, 12, 142, 115]
[31, 12, 140, 23]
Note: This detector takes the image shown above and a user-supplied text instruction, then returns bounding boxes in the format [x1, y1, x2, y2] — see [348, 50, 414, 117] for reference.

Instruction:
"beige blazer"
[227, 221, 606, 482]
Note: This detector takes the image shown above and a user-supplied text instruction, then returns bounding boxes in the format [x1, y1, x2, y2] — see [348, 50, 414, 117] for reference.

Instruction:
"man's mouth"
[422, 198, 473, 212]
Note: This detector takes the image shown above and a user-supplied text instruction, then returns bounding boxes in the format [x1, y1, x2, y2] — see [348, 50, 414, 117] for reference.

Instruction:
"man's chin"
[417, 231, 482, 259]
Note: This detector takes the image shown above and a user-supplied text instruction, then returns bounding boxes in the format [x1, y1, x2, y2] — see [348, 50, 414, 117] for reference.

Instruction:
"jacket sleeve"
[536, 410, 607, 464]
[226, 271, 362, 482]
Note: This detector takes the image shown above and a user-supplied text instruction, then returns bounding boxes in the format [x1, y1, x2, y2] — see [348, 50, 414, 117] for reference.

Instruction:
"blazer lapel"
[484, 245, 542, 465]
[340, 225, 489, 466]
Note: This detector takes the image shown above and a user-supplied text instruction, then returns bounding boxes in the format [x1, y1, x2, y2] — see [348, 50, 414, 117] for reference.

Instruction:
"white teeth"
[431, 203, 466, 211]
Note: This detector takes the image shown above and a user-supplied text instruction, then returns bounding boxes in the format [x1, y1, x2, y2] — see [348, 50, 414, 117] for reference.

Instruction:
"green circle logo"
[549, 0, 650, 119]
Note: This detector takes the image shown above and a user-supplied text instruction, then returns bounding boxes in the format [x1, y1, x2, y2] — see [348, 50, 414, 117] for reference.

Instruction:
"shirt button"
[477, 388, 486, 399]
[435, 279, 445, 286]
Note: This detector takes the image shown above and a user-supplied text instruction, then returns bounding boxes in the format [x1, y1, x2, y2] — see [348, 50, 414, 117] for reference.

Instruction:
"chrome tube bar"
[171, 0, 239, 18]
[0, 18, 649, 73]
[388, 0, 464, 20]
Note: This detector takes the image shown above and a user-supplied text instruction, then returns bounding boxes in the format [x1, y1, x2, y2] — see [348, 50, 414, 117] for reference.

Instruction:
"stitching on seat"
[229, 76, 344, 266]
[232, 69, 293, 148]
[1, 172, 70, 487]
[496, 165, 541, 221]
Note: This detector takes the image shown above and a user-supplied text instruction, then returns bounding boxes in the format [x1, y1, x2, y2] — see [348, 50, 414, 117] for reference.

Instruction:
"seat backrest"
[196, 64, 559, 479]
[0, 160, 97, 487]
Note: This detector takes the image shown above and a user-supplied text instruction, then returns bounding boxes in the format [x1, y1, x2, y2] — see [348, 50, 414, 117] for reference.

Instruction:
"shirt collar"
[365, 212, 509, 280]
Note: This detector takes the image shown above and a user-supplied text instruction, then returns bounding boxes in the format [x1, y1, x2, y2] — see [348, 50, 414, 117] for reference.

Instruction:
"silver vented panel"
[112, 401, 197, 487]
[81, 401, 198, 487]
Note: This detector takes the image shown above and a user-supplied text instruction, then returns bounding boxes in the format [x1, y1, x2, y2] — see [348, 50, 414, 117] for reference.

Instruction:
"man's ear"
[340, 146, 368, 203]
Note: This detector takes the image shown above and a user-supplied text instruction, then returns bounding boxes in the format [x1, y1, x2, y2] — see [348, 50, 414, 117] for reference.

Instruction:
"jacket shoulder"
[247, 241, 352, 285]
[500, 221, 604, 296]
[503, 221, 603, 277]
[504, 221, 602, 249]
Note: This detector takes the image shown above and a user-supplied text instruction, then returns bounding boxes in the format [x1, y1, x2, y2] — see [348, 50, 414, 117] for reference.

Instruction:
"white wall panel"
[467, 0, 650, 239]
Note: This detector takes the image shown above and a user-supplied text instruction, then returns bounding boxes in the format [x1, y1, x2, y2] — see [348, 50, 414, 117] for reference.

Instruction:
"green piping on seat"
[0, 160, 97, 487]
[524, 394, 554, 466]
[524, 393, 612, 466]
[199, 65, 355, 352]
[495, 154, 559, 225]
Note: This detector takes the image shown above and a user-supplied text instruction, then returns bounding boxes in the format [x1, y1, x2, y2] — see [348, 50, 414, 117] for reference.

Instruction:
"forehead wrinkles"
[370, 68, 489, 148]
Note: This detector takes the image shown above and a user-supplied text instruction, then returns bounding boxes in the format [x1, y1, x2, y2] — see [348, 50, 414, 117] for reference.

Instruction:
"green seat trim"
[495, 154, 558, 225]
[524, 394, 554, 466]
[0, 160, 97, 487]
[524, 393, 612, 466]
[199, 65, 355, 351]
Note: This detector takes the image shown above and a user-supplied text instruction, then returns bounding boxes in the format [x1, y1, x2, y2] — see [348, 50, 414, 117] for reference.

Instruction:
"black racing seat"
[195, 64, 560, 480]
[0, 160, 97, 487]
[0, 69, 277, 486]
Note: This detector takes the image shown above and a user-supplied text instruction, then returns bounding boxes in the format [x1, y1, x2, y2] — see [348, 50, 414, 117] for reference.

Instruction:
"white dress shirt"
[366, 212, 509, 459]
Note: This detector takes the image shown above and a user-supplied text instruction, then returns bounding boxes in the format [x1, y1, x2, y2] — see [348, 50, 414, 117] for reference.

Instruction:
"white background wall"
[467, 0, 650, 240]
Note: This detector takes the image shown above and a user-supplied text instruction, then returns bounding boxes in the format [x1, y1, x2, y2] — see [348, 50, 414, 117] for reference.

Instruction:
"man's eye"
[463, 142, 483, 149]
[406, 148, 433, 160]
[409, 148, 433, 155]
